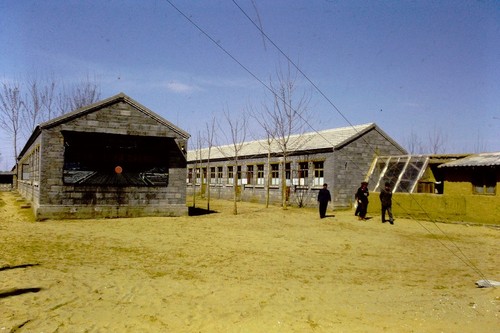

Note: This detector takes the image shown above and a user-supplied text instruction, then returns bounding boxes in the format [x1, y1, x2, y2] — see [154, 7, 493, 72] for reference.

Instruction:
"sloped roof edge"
[438, 152, 500, 168]
[17, 93, 190, 162]
[187, 122, 405, 162]
[40, 92, 190, 139]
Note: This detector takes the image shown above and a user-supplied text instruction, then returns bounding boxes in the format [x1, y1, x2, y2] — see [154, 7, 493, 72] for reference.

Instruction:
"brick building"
[187, 123, 406, 208]
[15, 93, 190, 220]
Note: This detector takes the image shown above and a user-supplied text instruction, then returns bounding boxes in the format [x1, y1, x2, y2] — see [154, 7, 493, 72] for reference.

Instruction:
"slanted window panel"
[227, 166, 234, 185]
[246, 165, 254, 185]
[313, 161, 324, 186]
[62, 131, 175, 186]
[369, 156, 429, 193]
[298, 162, 309, 186]
[472, 171, 496, 195]
[256, 164, 265, 185]
[217, 166, 223, 184]
[271, 163, 280, 185]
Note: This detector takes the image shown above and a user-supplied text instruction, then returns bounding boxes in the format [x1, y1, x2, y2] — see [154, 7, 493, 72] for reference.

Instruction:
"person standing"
[355, 181, 369, 220]
[379, 182, 394, 224]
[317, 183, 332, 218]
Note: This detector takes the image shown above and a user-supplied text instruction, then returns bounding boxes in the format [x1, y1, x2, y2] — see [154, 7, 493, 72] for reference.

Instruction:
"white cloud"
[166, 81, 198, 93]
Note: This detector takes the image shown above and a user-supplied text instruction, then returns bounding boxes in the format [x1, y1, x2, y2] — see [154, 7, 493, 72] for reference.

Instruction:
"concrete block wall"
[189, 128, 406, 209]
[19, 100, 188, 220]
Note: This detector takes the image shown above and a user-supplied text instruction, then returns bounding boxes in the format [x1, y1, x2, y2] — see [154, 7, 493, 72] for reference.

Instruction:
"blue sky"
[1, 0, 499, 169]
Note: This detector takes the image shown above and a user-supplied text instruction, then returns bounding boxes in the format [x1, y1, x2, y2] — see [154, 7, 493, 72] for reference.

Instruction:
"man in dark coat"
[355, 181, 369, 220]
[379, 182, 394, 224]
[317, 183, 332, 218]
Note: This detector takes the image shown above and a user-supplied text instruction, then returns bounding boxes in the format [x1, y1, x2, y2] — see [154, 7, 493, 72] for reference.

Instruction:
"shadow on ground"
[188, 206, 217, 216]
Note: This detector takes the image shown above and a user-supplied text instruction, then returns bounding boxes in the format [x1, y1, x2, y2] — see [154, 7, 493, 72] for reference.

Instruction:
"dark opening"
[62, 131, 178, 186]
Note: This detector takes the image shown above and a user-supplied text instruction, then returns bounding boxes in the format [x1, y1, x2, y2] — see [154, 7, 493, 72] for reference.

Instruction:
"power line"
[165, 0, 489, 282]
[230, 0, 489, 281]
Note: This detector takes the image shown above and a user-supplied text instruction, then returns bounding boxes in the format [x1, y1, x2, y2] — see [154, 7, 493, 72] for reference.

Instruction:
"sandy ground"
[0, 191, 499, 333]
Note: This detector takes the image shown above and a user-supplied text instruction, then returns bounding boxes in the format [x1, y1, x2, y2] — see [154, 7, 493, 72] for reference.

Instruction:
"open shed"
[15, 93, 190, 220]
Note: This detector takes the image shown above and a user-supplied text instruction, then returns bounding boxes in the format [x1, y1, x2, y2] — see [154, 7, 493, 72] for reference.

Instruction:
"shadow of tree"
[0, 287, 42, 299]
[188, 206, 217, 216]
[0, 263, 40, 271]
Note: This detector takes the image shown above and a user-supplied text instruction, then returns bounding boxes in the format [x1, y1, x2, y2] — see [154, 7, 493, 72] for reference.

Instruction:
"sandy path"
[1, 192, 498, 332]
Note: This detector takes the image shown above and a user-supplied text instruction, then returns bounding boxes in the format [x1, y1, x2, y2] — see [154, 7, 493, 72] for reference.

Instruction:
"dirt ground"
[0, 191, 498, 333]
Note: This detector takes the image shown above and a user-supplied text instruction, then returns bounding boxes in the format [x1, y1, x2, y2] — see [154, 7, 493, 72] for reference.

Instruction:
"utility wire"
[166, 0, 489, 282]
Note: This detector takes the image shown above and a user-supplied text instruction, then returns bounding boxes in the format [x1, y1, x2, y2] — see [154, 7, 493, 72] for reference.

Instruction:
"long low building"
[187, 123, 407, 208]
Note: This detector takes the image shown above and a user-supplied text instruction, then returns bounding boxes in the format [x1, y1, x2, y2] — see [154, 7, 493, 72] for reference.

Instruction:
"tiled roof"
[187, 123, 378, 161]
[438, 152, 500, 168]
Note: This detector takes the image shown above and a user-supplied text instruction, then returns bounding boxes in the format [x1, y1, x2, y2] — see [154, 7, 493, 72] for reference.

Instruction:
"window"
[217, 166, 223, 184]
[201, 167, 207, 184]
[227, 166, 234, 185]
[257, 164, 265, 185]
[298, 162, 309, 186]
[472, 171, 496, 195]
[187, 168, 193, 183]
[271, 163, 280, 185]
[236, 165, 242, 184]
[246, 165, 254, 185]
[210, 167, 216, 184]
[313, 161, 324, 186]
[195, 168, 201, 184]
[21, 163, 30, 181]
[285, 162, 291, 184]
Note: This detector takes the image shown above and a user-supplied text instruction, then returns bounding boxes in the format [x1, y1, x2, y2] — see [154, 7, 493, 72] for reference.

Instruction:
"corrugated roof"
[438, 152, 500, 168]
[187, 123, 379, 161]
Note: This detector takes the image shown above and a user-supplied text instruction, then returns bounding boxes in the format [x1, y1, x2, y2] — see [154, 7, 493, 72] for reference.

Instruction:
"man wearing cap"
[379, 182, 394, 224]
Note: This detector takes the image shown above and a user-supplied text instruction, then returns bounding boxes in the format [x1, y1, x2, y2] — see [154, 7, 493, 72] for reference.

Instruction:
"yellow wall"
[367, 191, 500, 225]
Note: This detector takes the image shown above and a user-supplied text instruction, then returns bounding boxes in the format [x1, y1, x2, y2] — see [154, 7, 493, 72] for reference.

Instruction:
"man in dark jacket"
[317, 183, 332, 218]
[379, 182, 394, 224]
[355, 181, 369, 220]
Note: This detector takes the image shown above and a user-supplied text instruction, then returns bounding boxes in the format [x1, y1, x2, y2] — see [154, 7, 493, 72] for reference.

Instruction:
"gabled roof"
[18, 93, 189, 160]
[188, 123, 405, 161]
[40, 92, 189, 138]
[438, 152, 500, 168]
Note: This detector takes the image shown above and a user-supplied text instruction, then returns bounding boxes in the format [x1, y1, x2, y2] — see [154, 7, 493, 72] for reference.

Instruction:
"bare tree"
[251, 106, 275, 208]
[0, 81, 23, 161]
[0, 74, 101, 168]
[22, 75, 56, 136]
[405, 129, 424, 155]
[427, 125, 448, 154]
[204, 116, 217, 211]
[264, 65, 310, 209]
[473, 131, 487, 153]
[191, 130, 203, 209]
[219, 110, 248, 215]
[56, 76, 101, 116]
